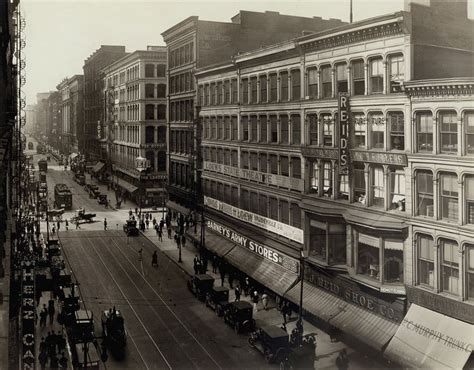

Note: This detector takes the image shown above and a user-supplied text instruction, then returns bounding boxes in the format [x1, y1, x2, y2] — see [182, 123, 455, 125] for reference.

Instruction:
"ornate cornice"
[405, 79, 474, 97]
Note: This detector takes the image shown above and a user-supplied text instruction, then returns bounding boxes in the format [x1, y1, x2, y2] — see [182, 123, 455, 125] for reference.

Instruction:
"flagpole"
[350, 0, 353, 23]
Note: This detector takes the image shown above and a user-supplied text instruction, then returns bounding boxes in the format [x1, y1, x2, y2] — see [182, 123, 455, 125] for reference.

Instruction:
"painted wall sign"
[338, 93, 350, 175]
[21, 260, 35, 369]
[300, 147, 339, 159]
[351, 150, 408, 166]
[204, 196, 304, 243]
[206, 219, 299, 273]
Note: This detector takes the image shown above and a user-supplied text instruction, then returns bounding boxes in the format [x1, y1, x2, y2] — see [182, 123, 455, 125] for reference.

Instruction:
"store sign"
[351, 150, 408, 166]
[304, 267, 405, 322]
[21, 261, 35, 369]
[338, 93, 350, 175]
[207, 219, 299, 273]
[204, 196, 304, 243]
[300, 147, 339, 159]
[97, 120, 101, 139]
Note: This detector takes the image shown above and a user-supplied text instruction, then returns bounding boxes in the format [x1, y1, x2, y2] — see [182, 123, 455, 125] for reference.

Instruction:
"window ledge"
[349, 273, 405, 294]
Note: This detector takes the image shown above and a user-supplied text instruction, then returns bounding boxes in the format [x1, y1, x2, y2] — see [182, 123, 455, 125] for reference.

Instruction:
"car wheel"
[216, 305, 221, 316]
[248, 337, 255, 347]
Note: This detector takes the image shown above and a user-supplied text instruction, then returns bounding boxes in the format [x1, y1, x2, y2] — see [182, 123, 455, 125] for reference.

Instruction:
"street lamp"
[135, 156, 149, 215]
[297, 248, 305, 345]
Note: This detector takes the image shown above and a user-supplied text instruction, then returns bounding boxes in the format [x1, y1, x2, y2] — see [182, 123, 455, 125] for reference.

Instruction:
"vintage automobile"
[85, 184, 100, 198]
[223, 301, 255, 334]
[70, 208, 96, 224]
[123, 219, 139, 236]
[248, 324, 316, 369]
[187, 274, 214, 301]
[97, 194, 107, 205]
[205, 286, 229, 316]
[101, 308, 126, 356]
[74, 173, 86, 185]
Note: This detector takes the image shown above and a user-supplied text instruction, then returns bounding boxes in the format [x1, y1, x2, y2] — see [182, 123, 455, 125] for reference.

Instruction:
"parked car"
[187, 274, 215, 301]
[223, 301, 255, 334]
[205, 286, 229, 316]
[123, 220, 139, 236]
[97, 194, 107, 205]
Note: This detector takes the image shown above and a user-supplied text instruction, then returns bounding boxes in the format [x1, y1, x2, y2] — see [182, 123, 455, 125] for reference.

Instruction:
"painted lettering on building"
[21, 260, 35, 369]
[351, 150, 408, 166]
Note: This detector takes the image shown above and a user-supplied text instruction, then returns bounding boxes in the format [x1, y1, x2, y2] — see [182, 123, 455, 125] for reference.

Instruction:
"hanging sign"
[338, 93, 350, 175]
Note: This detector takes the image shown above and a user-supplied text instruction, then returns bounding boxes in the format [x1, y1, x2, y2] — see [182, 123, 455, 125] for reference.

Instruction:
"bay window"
[416, 170, 434, 217]
[389, 112, 404, 150]
[389, 54, 404, 93]
[338, 174, 349, 200]
[390, 169, 405, 211]
[357, 234, 379, 279]
[307, 68, 318, 99]
[417, 234, 434, 287]
[441, 239, 459, 295]
[291, 69, 301, 100]
[352, 60, 365, 95]
[370, 113, 384, 149]
[383, 240, 404, 283]
[310, 162, 319, 193]
[309, 220, 346, 265]
[369, 58, 383, 94]
[467, 245, 474, 300]
[308, 114, 318, 145]
[309, 220, 326, 260]
[440, 173, 458, 221]
[336, 63, 348, 93]
[321, 66, 332, 98]
[371, 166, 384, 207]
[439, 111, 458, 154]
[416, 112, 433, 152]
[465, 112, 474, 155]
[466, 176, 474, 224]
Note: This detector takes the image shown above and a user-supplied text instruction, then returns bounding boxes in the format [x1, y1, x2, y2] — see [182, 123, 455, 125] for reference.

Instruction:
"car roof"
[213, 286, 229, 292]
[261, 325, 289, 339]
[195, 274, 214, 281]
[230, 301, 252, 309]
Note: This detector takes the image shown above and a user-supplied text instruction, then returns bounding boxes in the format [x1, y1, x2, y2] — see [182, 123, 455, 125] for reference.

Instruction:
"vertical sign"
[97, 120, 101, 139]
[21, 260, 35, 369]
[338, 93, 350, 175]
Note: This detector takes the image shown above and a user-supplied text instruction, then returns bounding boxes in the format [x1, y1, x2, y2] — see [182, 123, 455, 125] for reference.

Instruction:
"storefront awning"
[344, 210, 407, 232]
[166, 200, 191, 216]
[115, 178, 138, 194]
[385, 303, 474, 369]
[225, 246, 299, 296]
[202, 230, 236, 257]
[286, 282, 399, 351]
[92, 161, 105, 173]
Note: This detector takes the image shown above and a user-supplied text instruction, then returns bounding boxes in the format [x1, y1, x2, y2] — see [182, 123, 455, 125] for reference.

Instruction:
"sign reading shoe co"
[207, 219, 299, 274]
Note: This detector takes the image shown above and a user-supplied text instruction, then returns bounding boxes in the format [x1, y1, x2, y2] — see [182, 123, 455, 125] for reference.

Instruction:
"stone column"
[331, 159, 337, 200]
[277, 74, 281, 102]
[364, 62, 369, 95]
[331, 67, 336, 98]
[433, 116, 438, 154]
[458, 115, 463, 156]
[364, 163, 370, 207]
[248, 80, 251, 104]
[457, 247, 465, 298]
[317, 69, 321, 100]
[383, 60, 388, 94]
[288, 72, 292, 101]
[383, 164, 390, 210]
[301, 67, 306, 99]
[266, 73, 270, 104]
[434, 242, 440, 293]
[433, 177, 439, 220]
[256, 77, 261, 104]
[317, 159, 323, 197]
[458, 177, 464, 225]
[346, 66, 352, 96]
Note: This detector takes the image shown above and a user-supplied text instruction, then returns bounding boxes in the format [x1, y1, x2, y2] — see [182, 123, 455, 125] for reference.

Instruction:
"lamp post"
[297, 248, 305, 345]
[135, 156, 149, 215]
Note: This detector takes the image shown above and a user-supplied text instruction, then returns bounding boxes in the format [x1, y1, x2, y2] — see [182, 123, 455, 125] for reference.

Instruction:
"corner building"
[195, 0, 474, 364]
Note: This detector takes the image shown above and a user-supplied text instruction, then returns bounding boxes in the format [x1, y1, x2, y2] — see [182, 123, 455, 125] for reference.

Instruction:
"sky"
[22, 0, 473, 104]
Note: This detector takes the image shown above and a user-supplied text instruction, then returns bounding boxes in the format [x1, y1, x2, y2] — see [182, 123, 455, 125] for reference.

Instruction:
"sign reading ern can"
[338, 93, 350, 175]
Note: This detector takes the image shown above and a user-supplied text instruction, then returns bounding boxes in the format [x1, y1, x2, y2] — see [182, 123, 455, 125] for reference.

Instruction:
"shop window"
[329, 224, 346, 265]
[291, 203, 301, 228]
[308, 114, 318, 145]
[269, 74, 278, 102]
[465, 112, 474, 155]
[310, 220, 327, 260]
[224, 117, 230, 140]
[250, 116, 258, 142]
[357, 234, 380, 279]
[280, 156, 289, 177]
[310, 162, 319, 193]
[390, 169, 405, 211]
[307, 68, 318, 99]
[280, 115, 289, 144]
[241, 151, 249, 170]
[270, 115, 278, 143]
[352, 60, 365, 95]
[292, 157, 301, 179]
[250, 152, 258, 171]
[145, 64, 154, 78]
[353, 166, 366, 204]
[370, 113, 384, 149]
[440, 111, 458, 154]
[231, 117, 238, 141]
[441, 239, 459, 295]
[145, 84, 155, 98]
[260, 75, 267, 103]
[383, 240, 404, 283]
[259, 116, 267, 143]
[280, 72, 288, 101]
[416, 112, 433, 153]
[145, 104, 155, 120]
[389, 112, 404, 150]
[280, 200, 289, 224]
[440, 173, 458, 222]
[145, 126, 154, 144]
[339, 174, 349, 200]
[371, 167, 384, 207]
[259, 153, 267, 173]
[250, 192, 259, 214]
[369, 58, 383, 94]
[269, 197, 278, 220]
[250, 77, 258, 104]
[323, 162, 332, 197]
[242, 116, 249, 141]
[353, 114, 366, 148]
[336, 63, 348, 93]
[224, 81, 230, 104]
[292, 115, 301, 145]
[242, 78, 248, 104]
[467, 245, 474, 300]
[416, 170, 433, 216]
[270, 154, 278, 175]
[259, 195, 268, 217]
[417, 234, 434, 288]
[291, 69, 301, 100]
[322, 115, 333, 147]
[389, 54, 404, 93]
[231, 79, 238, 104]
[466, 176, 474, 224]
[321, 66, 332, 98]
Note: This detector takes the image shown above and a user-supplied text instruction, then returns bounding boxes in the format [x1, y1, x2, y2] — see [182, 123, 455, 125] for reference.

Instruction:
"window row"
[115, 124, 140, 143]
[416, 235, 474, 301]
[144, 64, 166, 78]
[241, 115, 302, 145]
[169, 162, 192, 189]
[415, 111, 474, 156]
[169, 99, 194, 122]
[126, 84, 139, 101]
[145, 83, 167, 99]
[415, 171, 474, 225]
[118, 104, 140, 122]
[169, 42, 194, 69]
[203, 179, 302, 228]
[198, 79, 238, 106]
[145, 150, 167, 172]
[111, 144, 140, 168]
[144, 126, 167, 144]
[145, 104, 166, 121]
[203, 116, 238, 141]
[170, 129, 193, 155]
[170, 72, 193, 94]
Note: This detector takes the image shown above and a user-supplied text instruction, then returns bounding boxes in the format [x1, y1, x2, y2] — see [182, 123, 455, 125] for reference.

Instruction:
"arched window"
[145, 126, 154, 144]
[145, 64, 155, 78]
[157, 64, 166, 77]
[145, 84, 155, 98]
[145, 104, 155, 120]
[157, 84, 166, 98]
[158, 151, 166, 171]
[157, 105, 166, 120]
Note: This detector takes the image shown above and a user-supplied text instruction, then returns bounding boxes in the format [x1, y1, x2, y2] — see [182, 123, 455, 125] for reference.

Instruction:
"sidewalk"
[140, 225, 385, 370]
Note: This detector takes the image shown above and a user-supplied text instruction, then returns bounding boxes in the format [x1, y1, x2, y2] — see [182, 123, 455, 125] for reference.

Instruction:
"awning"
[115, 178, 138, 194]
[202, 230, 236, 257]
[344, 209, 407, 231]
[286, 282, 399, 351]
[385, 303, 474, 369]
[166, 200, 191, 216]
[92, 161, 105, 173]
[224, 246, 299, 296]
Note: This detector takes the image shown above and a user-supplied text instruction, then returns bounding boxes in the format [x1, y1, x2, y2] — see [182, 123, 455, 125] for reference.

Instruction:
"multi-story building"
[45, 91, 61, 151]
[34, 92, 53, 142]
[162, 11, 346, 214]
[82, 45, 126, 161]
[195, 0, 474, 366]
[101, 46, 167, 206]
[57, 75, 84, 156]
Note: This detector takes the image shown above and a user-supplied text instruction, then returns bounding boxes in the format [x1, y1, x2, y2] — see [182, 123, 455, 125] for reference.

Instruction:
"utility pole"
[350, 0, 353, 23]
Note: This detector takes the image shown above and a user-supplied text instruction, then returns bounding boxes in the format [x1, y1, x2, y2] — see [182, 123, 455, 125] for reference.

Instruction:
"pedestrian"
[129, 209, 133, 218]
[145, 219, 149, 229]
[152, 217, 157, 227]
[181, 234, 186, 247]
[160, 219, 164, 230]
[50, 353, 59, 368]
[243, 277, 250, 296]
[138, 247, 143, 262]
[56, 220, 60, 231]
[104, 218, 108, 231]
[75, 220, 80, 229]
[167, 227, 172, 239]
[212, 255, 218, 273]
[39, 307, 47, 327]
[65, 219, 68, 231]
[252, 290, 259, 312]
[336, 349, 349, 370]
[234, 286, 241, 302]
[228, 269, 234, 289]
[38, 350, 48, 370]
[152, 251, 158, 267]
[193, 255, 199, 275]
[219, 268, 225, 287]
[59, 352, 68, 368]
[135, 207, 138, 215]
[262, 291, 269, 310]
[48, 300, 55, 325]
[157, 228, 163, 242]
[51, 225, 55, 235]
